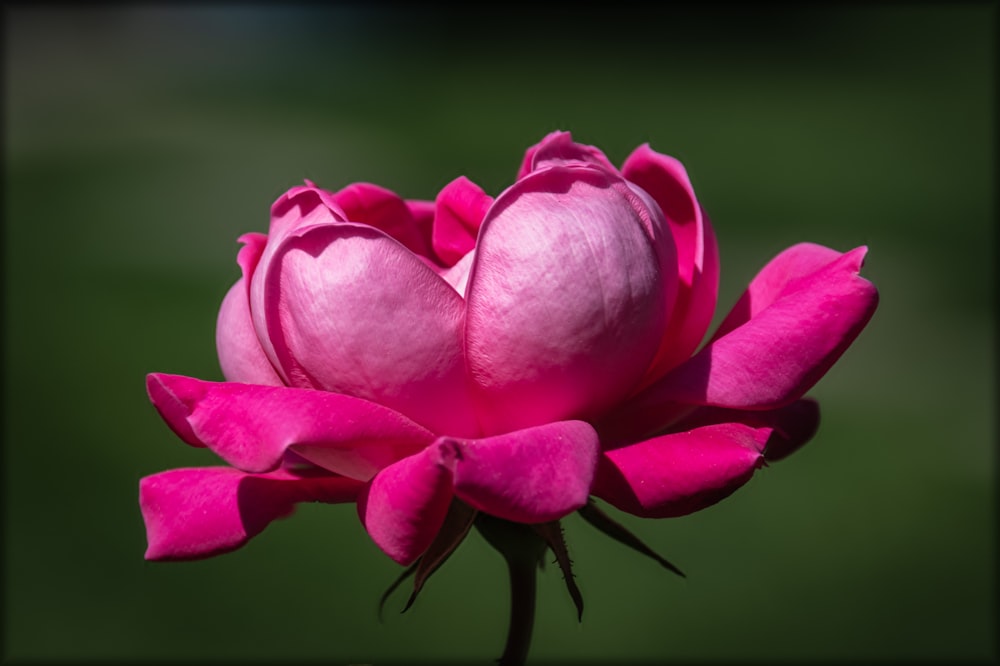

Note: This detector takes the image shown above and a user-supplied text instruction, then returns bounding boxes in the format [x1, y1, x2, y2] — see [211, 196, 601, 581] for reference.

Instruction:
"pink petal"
[649, 246, 878, 410]
[145, 374, 435, 478]
[262, 222, 479, 436]
[623, 145, 720, 382]
[236, 232, 268, 292]
[431, 176, 493, 266]
[331, 182, 434, 259]
[356, 444, 456, 566]
[465, 165, 667, 432]
[710, 242, 845, 341]
[216, 232, 284, 385]
[449, 420, 599, 523]
[441, 250, 475, 297]
[267, 184, 349, 243]
[516, 130, 619, 178]
[140, 466, 363, 561]
[216, 277, 284, 386]
[669, 398, 821, 463]
[357, 420, 599, 565]
[251, 186, 349, 379]
[405, 198, 435, 244]
[592, 423, 771, 518]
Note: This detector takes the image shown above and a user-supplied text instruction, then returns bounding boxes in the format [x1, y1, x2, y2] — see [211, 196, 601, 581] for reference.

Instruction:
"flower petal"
[441, 249, 475, 297]
[604, 246, 877, 440]
[262, 222, 478, 436]
[517, 130, 619, 178]
[216, 277, 284, 386]
[331, 182, 433, 259]
[357, 445, 455, 566]
[216, 232, 284, 385]
[592, 423, 770, 518]
[670, 398, 821, 462]
[357, 420, 599, 565]
[145, 374, 435, 478]
[623, 145, 720, 382]
[465, 165, 667, 432]
[405, 198, 435, 239]
[649, 246, 878, 410]
[431, 176, 493, 266]
[251, 186, 349, 380]
[140, 466, 363, 561]
[449, 419, 599, 523]
[710, 242, 845, 341]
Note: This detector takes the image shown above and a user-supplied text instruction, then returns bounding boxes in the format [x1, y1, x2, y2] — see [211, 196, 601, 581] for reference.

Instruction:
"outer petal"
[356, 444, 455, 566]
[331, 182, 434, 259]
[592, 423, 770, 518]
[262, 222, 479, 436]
[517, 130, 619, 178]
[140, 466, 363, 561]
[669, 398, 821, 462]
[465, 165, 667, 432]
[623, 145, 720, 382]
[603, 246, 877, 439]
[146, 374, 435, 479]
[649, 246, 878, 410]
[449, 419, 599, 523]
[710, 242, 845, 341]
[431, 176, 493, 266]
[358, 420, 599, 565]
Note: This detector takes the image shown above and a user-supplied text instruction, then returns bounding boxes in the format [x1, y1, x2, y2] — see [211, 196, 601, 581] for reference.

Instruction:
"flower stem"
[475, 514, 547, 666]
[499, 554, 537, 666]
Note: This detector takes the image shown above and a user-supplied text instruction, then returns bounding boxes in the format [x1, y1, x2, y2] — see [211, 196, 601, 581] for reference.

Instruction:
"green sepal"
[578, 498, 685, 577]
[377, 498, 478, 618]
[531, 521, 584, 621]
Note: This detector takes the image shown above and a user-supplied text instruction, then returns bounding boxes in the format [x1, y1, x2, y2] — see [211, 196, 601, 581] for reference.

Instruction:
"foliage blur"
[4, 5, 994, 663]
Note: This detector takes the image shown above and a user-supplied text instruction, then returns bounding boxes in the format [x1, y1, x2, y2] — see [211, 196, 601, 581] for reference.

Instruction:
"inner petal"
[465, 165, 667, 433]
[265, 223, 479, 437]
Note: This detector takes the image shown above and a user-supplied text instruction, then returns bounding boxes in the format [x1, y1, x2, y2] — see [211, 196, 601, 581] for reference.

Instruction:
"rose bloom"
[141, 131, 878, 569]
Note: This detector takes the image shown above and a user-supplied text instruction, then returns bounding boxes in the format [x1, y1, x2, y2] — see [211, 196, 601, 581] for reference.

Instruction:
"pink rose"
[141, 131, 878, 569]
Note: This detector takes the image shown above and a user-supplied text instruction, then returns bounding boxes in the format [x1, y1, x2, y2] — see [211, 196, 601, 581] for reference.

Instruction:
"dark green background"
[4, 5, 994, 663]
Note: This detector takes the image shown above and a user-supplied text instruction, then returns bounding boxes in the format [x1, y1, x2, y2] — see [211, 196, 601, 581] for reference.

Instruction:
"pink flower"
[141, 131, 878, 569]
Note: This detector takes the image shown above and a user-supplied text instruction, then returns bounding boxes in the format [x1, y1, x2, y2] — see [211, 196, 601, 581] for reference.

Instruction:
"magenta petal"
[466, 165, 667, 432]
[623, 145, 720, 381]
[263, 223, 478, 436]
[609, 246, 877, 435]
[592, 423, 770, 518]
[357, 420, 599, 565]
[449, 420, 599, 523]
[357, 445, 455, 566]
[431, 176, 493, 266]
[332, 182, 433, 259]
[711, 242, 846, 341]
[651, 246, 878, 410]
[670, 399, 821, 462]
[145, 374, 435, 477]
[141, 466, 363, 561]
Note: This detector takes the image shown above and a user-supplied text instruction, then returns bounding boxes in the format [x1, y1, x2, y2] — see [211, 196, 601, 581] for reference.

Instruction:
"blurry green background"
[3, 5, 994, 664]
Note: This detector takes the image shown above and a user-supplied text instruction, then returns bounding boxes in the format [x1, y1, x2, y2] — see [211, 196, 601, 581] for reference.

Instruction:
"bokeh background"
[4, 5, 994, 664]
